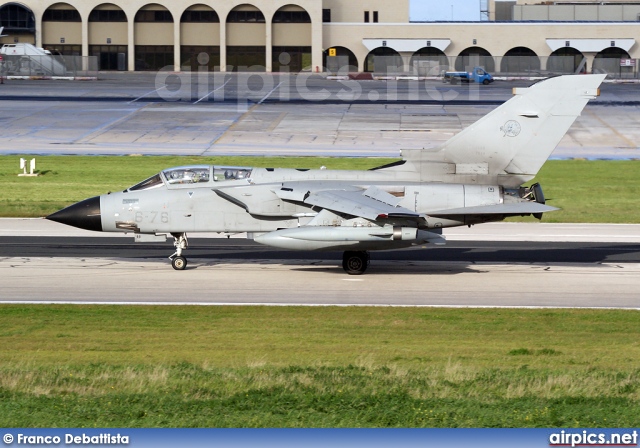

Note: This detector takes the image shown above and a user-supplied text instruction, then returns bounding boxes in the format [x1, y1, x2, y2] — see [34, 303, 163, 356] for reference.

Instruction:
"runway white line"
[193, 78, 231, 104]
[258, 81, 283, 104]
[128, 86, 166, 104]
[1, 301, 638, 310]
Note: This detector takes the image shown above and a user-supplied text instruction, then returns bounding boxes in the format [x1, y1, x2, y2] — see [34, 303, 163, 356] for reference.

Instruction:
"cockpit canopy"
[213, 166, 252, 181]
[128, 165, 253, 191]
[164, 166, 210, 184]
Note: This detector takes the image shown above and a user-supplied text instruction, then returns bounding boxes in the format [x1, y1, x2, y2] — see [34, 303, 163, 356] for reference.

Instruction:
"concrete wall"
[226, 23, 266, 46]
[516, 0, 640, 4]
[514, 4, 640, 21]
[42, 21, 81, 45]
[89, 22, 127, 45]
[495, 1, 515, 21]
[134, 23, 173, 46]
[5, 0, 324, 70]
[322, 0, 409, 23]
[5, 0, 640, 73]
[180, 23, 220, 46]
[273, 24, 311, 46]
[324, 22, 640, 72]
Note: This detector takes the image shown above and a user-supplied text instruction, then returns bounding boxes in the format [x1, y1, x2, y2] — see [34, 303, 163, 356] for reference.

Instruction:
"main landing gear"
[170, 233, 188, 270]
[168, 237, 370, 274]
[342, 251, 369, 275]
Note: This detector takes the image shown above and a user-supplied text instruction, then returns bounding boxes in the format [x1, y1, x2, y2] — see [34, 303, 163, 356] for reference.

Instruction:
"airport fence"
[0, 54, 98, 77]
[4, 53, 634, 79]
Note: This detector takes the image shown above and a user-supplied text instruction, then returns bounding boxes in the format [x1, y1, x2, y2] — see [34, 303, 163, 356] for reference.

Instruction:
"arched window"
[324, 46, 358, 73]
[364, 46, 402, 73]
[548, 47, 584, 74]
[455, 47, 494, 72]
[410, 47, 448, 75]
[501, 47, 540, 74]
[0, 3, 35, 31]
[594, 47, 632, 77]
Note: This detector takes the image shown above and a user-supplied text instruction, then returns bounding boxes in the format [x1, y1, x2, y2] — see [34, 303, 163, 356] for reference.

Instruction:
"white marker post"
[18, 158, 39, 177]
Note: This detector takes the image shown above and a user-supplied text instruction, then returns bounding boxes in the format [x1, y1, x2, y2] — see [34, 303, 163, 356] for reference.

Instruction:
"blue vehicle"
[443, 66, 494, 85]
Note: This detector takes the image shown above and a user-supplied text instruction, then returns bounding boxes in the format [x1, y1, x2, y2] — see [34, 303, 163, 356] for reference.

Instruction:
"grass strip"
[1, 305, 639, 427]
[512, 159, 640, 223]
[2, 365, 638, 427]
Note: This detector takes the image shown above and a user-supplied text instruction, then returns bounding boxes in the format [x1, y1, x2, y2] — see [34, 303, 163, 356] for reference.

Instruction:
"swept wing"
[274, 184, 421, 221]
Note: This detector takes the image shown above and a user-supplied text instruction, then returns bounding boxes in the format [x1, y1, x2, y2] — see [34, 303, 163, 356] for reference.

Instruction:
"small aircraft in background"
[47, 74, 605, 274]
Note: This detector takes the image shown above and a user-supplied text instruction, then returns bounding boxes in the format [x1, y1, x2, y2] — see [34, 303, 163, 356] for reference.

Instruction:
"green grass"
[508, 159, 640, 223]
[1, 305, 639, 427]
[0, 156, 638, 221]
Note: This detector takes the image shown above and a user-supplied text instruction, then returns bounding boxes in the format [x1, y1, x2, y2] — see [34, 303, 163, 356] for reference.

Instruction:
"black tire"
[172, 256, 187, 270]
[451, 77, 459, 85]
[482, 79, 490, 85]
[342, 251, 369, 275]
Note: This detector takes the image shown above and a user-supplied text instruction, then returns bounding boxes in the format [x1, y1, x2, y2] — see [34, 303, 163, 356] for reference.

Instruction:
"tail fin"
[439, 74, 605, 180]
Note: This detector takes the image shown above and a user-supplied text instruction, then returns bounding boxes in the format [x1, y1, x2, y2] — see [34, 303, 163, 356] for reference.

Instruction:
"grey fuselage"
[101, 164, 504, 236]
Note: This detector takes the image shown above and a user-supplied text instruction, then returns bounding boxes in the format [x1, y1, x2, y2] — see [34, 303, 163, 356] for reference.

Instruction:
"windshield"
[128, 165, 220, 191]
[213, 166, 253, 181]
[129, 173, 163, 191]
[163, 166, 211, 185]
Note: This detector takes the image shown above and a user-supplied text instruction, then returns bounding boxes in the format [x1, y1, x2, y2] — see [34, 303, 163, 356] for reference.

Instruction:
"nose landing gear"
[169, 233, 188, 270]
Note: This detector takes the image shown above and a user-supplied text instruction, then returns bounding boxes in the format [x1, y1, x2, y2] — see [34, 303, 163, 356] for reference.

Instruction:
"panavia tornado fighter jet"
[47, 75, 604, 274]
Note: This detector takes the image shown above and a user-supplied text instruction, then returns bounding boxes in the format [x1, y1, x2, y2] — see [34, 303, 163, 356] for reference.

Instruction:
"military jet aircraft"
[47, 74, 604, 274]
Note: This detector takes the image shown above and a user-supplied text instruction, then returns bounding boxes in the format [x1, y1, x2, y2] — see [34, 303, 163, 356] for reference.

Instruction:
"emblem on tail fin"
[501, 120, 521, 137]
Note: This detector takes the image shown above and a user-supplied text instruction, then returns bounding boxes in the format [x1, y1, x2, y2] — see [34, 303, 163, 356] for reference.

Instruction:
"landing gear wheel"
[172, 256, 187, 271]
[342, 251, 369, 275]
[169, 233, 189, 270]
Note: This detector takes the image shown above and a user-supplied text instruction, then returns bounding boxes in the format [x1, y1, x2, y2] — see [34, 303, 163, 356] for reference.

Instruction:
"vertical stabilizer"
[439, 74, 604, 180]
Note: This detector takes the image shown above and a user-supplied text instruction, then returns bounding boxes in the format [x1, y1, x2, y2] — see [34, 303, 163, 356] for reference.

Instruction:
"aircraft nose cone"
[46, 196, 102, 232]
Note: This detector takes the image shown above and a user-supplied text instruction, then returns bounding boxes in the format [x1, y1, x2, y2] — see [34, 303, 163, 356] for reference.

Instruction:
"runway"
[1, 220, 639, 308]
[2, 255, 638, 308]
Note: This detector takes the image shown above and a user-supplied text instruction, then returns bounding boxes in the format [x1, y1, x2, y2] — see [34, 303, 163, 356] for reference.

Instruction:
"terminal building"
[0, 0, 639, 75]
